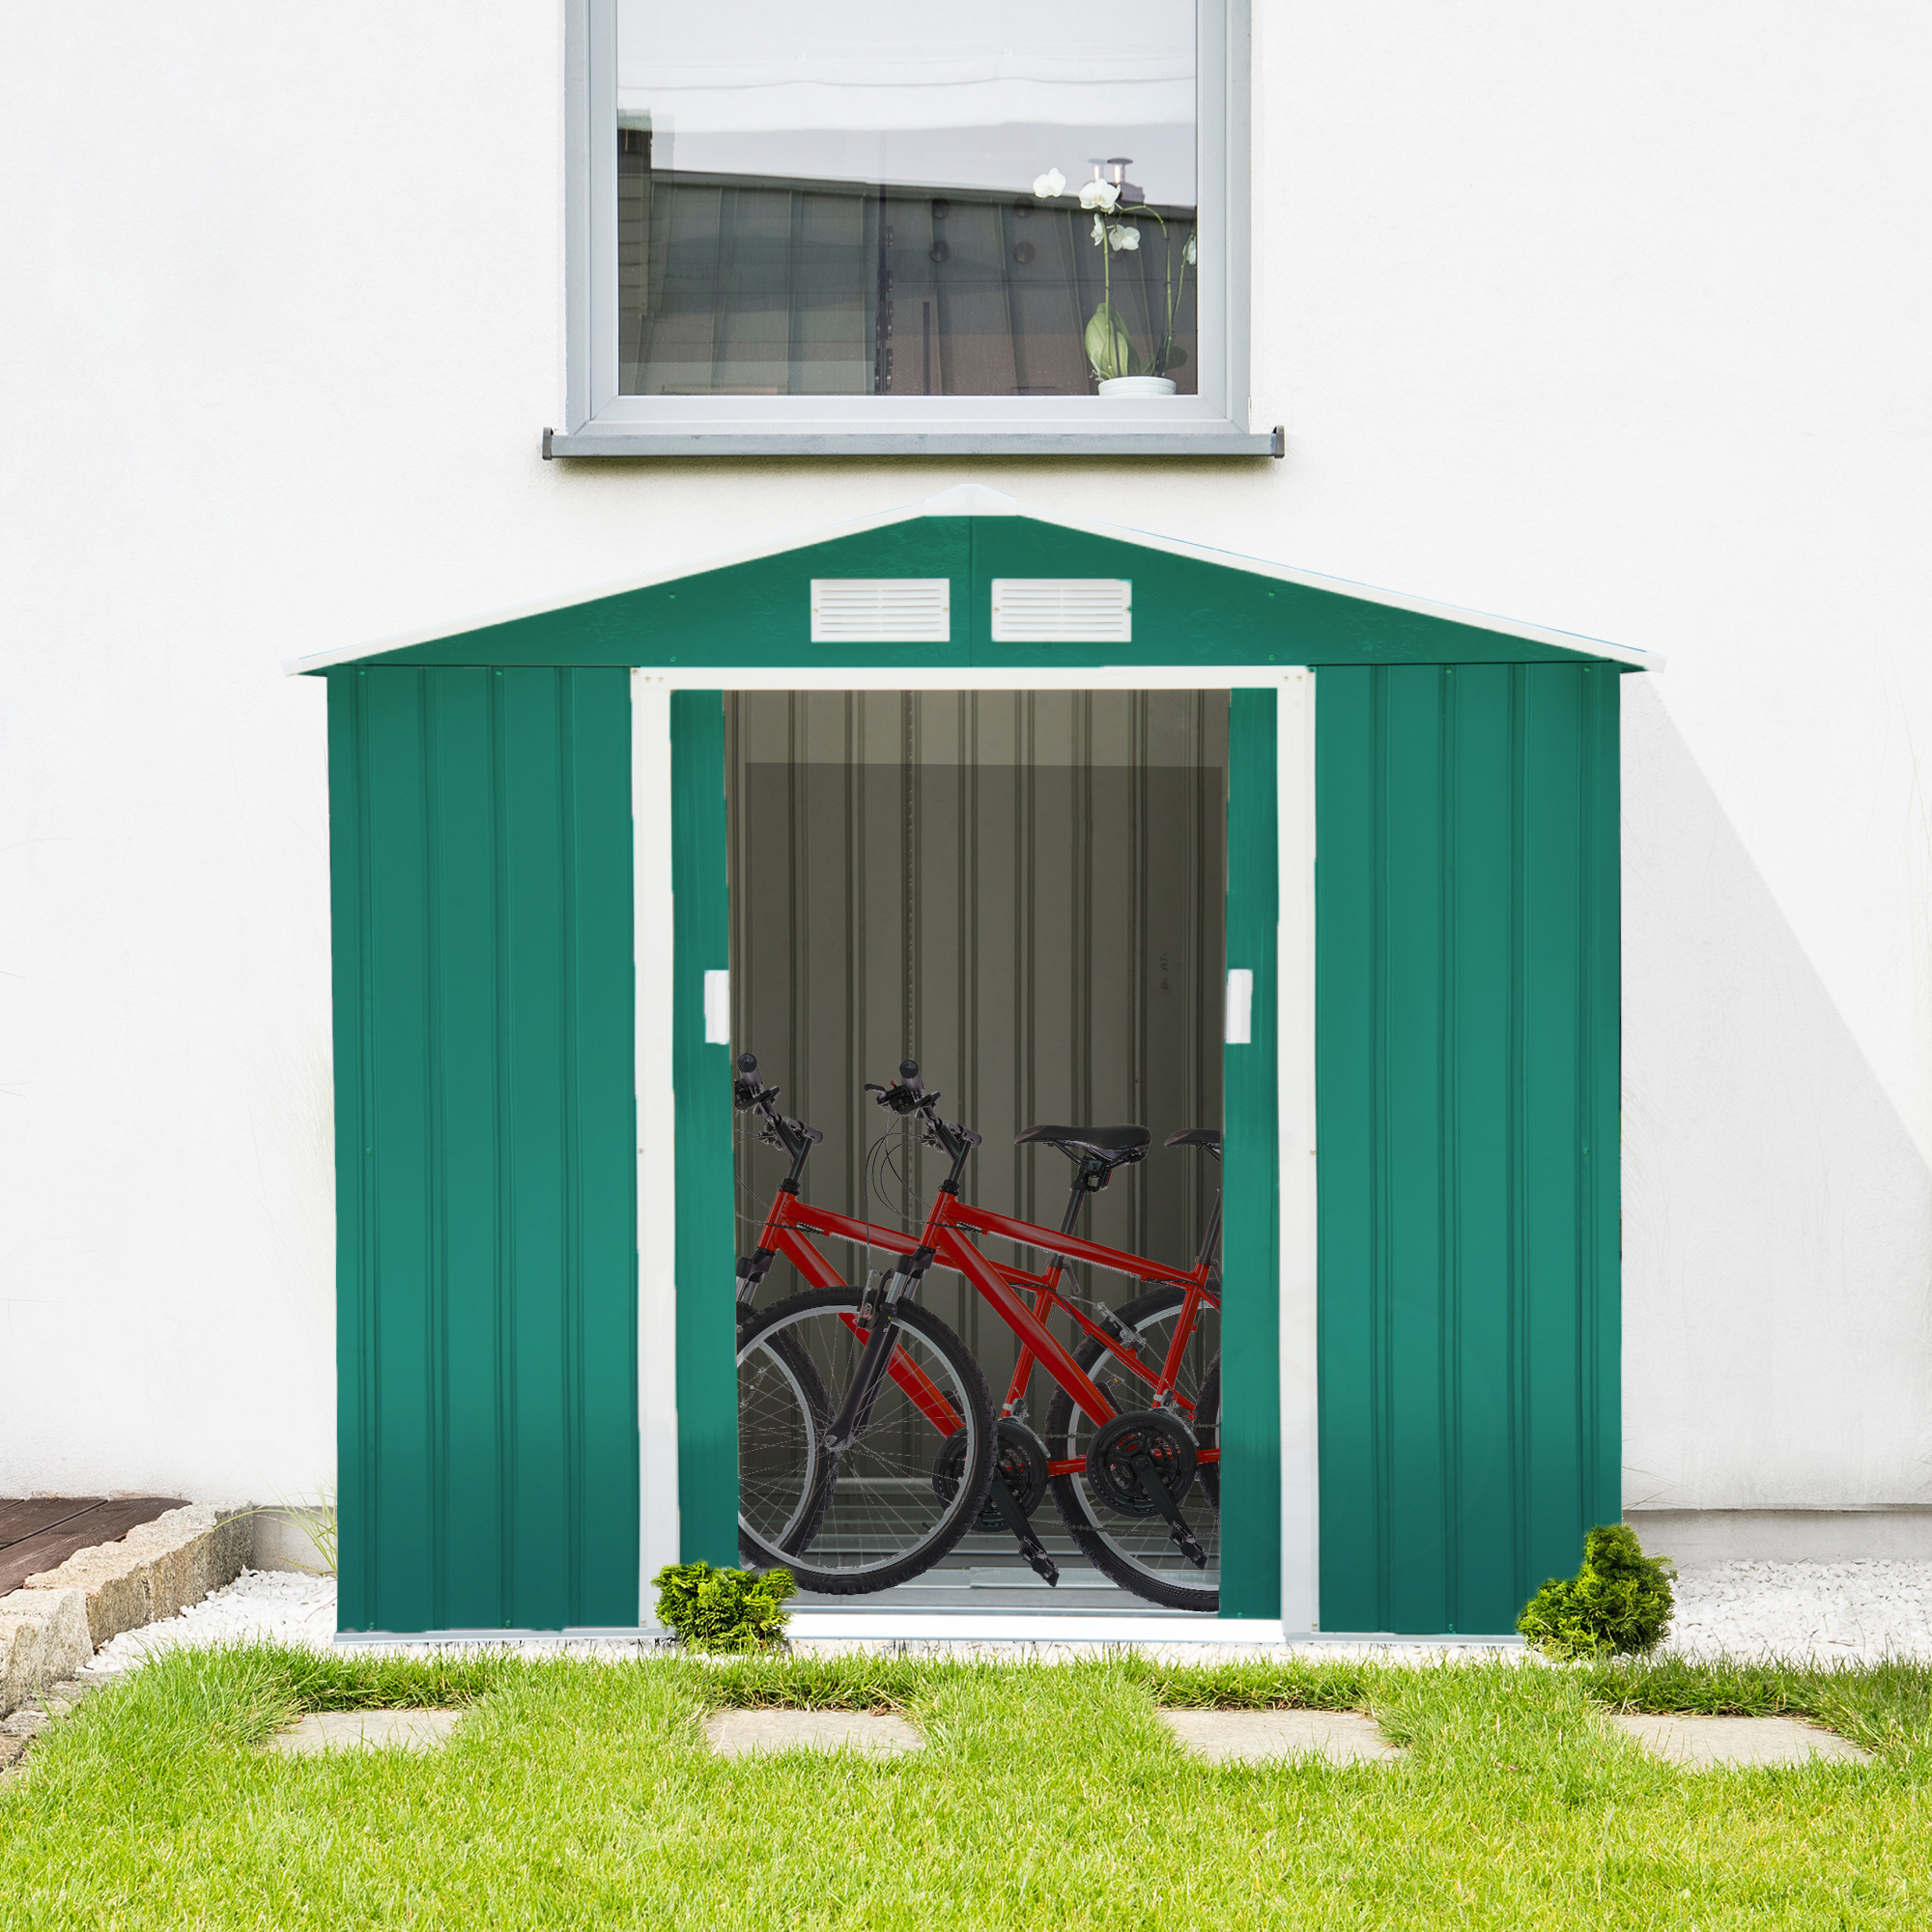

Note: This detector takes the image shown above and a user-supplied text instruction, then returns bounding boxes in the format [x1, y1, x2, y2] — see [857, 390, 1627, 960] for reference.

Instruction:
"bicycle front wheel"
[1044, 1284, 1221, 1612]
[737, 1288, 996, 1595]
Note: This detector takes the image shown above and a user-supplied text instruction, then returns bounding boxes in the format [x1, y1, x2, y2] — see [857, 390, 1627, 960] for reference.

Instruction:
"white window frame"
[558, 0, 1269, 457]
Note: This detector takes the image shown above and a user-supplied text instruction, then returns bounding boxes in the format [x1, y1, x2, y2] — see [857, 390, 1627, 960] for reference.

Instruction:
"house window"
[560, 0, 1266, 453]
[616, 2, 1199, 399]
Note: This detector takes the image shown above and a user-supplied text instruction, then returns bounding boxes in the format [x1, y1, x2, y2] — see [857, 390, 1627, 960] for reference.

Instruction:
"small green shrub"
[652, 1562, 796, 1654]
[1517, 1524, 1675, 1661]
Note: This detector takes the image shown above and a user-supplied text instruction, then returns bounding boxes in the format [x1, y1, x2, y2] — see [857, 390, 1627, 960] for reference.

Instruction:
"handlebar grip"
[737, 1052, 759, 1076]
[897, 1059, 923, 1094]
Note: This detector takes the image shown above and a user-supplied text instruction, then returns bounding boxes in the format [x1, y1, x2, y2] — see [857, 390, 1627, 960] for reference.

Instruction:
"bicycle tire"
[737, 1287, 996, 1596]
[736, 1307, 836, 1567]
[1044, 1283, 1220, 1613]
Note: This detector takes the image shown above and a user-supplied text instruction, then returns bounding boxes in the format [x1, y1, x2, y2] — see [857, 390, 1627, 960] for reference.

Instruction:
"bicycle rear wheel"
[737, 1288, 996, 1595]
[1044, 1284, 1221, 1612]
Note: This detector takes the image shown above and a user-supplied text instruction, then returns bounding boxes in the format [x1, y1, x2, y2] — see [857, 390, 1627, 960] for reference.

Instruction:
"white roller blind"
[618, 0, 1194, 135]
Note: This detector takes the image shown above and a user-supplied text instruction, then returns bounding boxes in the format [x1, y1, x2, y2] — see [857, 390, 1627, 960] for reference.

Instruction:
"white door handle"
[1225, 967, 1254, 1045]
[702, 968, 731, 1044]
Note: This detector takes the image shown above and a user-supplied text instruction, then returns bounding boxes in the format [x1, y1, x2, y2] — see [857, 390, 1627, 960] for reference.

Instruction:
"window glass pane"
[616, 1, 1199, 398]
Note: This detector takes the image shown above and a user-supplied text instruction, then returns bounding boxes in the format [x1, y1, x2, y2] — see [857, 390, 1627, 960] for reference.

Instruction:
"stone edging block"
[0, 1589, 91, 1719]
[21, 1504, 254, 1652]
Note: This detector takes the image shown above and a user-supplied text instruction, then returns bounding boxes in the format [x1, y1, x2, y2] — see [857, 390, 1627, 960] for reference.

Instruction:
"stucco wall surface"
[2, 2, 1929, 1507]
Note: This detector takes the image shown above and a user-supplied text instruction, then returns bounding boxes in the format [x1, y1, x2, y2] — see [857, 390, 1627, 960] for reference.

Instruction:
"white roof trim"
[283, 485, 1659, 674]
[1014, 504, 1662, 670]
[280, 500, 919, 676]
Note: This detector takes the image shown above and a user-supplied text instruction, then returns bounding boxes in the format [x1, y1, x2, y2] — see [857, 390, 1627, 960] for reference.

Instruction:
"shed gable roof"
[290, 485, 1656, 674]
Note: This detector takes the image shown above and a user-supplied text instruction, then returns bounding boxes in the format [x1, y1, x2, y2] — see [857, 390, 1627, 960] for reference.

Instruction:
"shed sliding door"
[329, 666, 639, 1634]
[1317, 662, 1621, 1635]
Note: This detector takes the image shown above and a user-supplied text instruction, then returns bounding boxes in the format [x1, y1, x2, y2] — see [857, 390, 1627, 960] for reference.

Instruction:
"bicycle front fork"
[824, 1253, 930, 1454]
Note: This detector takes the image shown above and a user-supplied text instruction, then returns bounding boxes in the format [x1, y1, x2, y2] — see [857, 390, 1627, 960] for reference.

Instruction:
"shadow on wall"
[1621, 678, 1932, 1510]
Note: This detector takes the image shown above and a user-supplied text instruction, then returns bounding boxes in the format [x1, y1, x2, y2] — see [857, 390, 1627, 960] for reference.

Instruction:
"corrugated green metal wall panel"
[330, 667, 639, 1634]
[1316, 663, 1620, 1635]
[670, 692, 739, 1566]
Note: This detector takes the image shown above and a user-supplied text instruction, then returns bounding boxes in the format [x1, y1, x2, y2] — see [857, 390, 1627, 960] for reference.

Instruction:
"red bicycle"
[732, 1054, 1223, 1611]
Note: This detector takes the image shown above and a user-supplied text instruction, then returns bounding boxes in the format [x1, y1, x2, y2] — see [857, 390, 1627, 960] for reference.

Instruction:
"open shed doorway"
[725, 690, 1229, 1614]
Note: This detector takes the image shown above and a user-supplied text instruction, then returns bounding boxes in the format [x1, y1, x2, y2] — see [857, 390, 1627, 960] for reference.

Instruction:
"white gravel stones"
[73, 1556, 1932, 1674]
[1663, 1560, 1932, 1664]
[88, 1569, 337, 1676]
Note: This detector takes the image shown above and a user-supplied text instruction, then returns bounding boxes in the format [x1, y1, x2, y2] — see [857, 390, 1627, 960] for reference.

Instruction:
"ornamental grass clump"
[652, 1562, 796, 1654]
[1517, 1523, 1676, 1661]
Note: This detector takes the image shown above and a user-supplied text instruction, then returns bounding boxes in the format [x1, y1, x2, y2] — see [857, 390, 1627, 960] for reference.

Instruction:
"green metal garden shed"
[298, 483, 1645, 1640]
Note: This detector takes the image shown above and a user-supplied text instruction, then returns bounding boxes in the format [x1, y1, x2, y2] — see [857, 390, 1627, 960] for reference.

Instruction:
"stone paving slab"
[701, 1709, 923, 1758]
[1161, 1709, 1401, 1766]
[270, 1710, 466, 1755]
[1605, 1713, 1872, 1767]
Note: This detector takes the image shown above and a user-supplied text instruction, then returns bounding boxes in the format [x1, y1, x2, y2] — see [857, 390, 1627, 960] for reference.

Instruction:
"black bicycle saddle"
[1015, 1122, 1151, 1167]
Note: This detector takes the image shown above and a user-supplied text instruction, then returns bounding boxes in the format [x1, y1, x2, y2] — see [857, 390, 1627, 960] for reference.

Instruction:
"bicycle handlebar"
[731, 1050, 823, 1153]
[867, 1060, 980, 1163]
[733, 1052, 767, 1111]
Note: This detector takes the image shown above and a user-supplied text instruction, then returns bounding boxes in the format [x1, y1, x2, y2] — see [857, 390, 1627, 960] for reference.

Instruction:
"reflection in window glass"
[616, 1, 1199, 398]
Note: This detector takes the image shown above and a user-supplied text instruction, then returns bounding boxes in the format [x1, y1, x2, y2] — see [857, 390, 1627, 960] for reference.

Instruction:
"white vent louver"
[989, 579, 1133, 644]
[810, 579, 951, 644]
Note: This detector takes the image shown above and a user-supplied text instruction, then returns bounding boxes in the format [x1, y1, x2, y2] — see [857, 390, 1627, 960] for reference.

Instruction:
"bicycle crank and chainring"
[1086, 1410, 1198, 1517]
[935, 1418, 1060, 1584]
[933, 1418, 1049, 1528]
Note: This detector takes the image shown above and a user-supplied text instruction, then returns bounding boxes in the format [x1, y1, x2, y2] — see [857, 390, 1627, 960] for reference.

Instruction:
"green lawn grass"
[3, 1644, 1927, 1929]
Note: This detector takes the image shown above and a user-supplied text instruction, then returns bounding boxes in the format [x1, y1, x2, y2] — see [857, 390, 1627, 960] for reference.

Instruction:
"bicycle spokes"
[737, 1290, 995, 1591]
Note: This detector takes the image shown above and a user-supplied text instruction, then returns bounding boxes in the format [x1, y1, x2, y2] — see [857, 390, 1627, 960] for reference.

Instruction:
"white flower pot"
[1096, 376, 1178, 397]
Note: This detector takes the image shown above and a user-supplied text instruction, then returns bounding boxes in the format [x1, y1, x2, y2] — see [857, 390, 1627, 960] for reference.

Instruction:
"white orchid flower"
[1033, 168, 1066, 199]
[1090, 213, 1106, 246]
[1183, 232, 1198, 265]
[1078, 179, 1121, 213]
[1106, 222, 1141, 252]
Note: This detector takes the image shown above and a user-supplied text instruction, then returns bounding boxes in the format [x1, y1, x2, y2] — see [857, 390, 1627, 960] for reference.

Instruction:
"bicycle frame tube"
[756, 1188, 1221, 1438]
[945, 1201, 1208, 1293]
[761, 1200, 1115, 1428]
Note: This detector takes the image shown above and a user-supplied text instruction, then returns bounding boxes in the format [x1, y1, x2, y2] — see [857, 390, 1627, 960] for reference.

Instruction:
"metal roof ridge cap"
[920, 482, 1025, 517]
[279, 498, 932, 674]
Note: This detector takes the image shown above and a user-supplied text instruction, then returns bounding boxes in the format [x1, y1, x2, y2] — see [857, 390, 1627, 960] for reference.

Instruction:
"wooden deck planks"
[0, 1497, 188, 1596]
[0, 1497, 112, 1545]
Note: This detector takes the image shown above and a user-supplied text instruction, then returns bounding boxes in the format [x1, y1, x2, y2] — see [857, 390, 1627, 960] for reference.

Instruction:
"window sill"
[543, 425, 1283, 460]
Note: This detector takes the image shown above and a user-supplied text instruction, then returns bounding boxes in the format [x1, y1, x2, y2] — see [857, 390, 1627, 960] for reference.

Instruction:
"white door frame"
[631, 665, 1318, 1640]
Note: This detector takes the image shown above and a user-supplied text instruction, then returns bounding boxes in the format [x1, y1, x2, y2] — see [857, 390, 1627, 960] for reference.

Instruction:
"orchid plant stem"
[1037, 172, 1196, 383]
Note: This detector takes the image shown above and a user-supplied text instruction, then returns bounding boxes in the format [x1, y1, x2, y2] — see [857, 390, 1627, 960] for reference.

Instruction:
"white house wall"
[3, 3, 1930, 1515]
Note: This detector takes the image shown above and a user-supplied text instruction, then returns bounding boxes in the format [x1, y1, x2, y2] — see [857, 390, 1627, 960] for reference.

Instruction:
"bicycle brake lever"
[869, 1080, 932, 1117]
